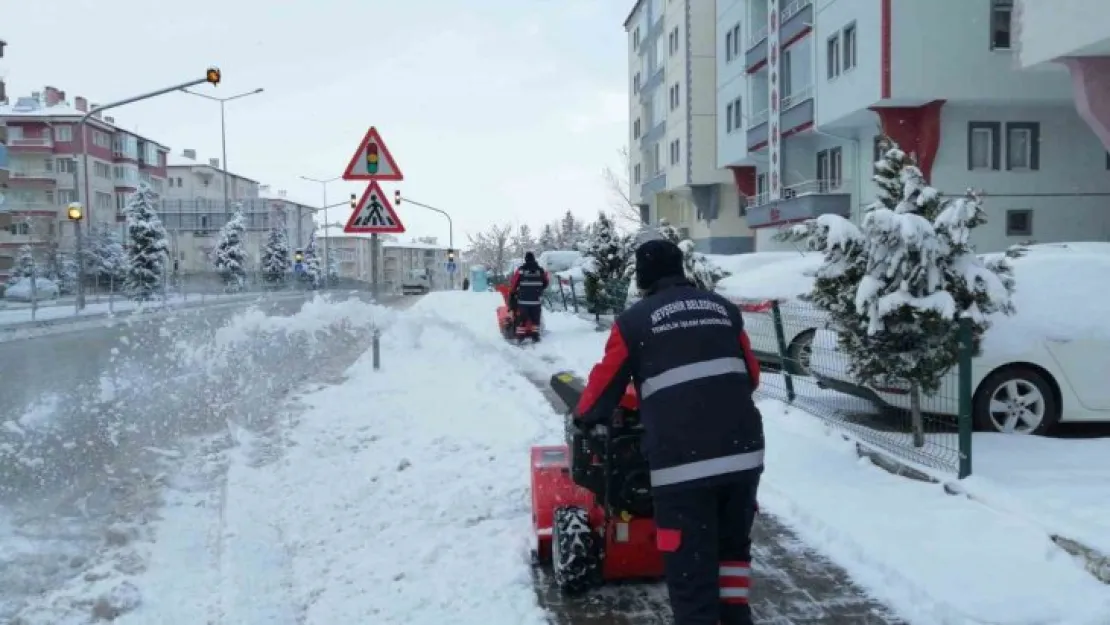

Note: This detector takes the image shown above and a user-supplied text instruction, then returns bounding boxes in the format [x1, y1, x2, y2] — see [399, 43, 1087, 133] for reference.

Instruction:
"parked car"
[3, 277, 60, 301]
[809, 246, 1110, 434]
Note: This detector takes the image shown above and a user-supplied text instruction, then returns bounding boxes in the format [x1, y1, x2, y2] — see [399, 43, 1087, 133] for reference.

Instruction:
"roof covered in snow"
[0, 95, 170, 150]
[166, 151, 258, 183]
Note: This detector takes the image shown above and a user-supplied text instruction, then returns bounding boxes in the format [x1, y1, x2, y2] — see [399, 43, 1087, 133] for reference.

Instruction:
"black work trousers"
[653, 474, 760, 625]
[515, 304, 542, 332]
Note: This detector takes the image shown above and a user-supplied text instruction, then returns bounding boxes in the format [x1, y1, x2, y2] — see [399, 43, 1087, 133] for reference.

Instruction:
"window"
[726, 31, 733, 62]
[873, 135, 889, 162]
[44, 190, 54, 205]
[826, 35, 841, 79]
[92, 131, 110, 148]
[94, 191, 112, 210]
[668, 139, 682, 165]
[816, 147, 843, 190]
[1005, 122, 1039, 170]
[633, 72, 641, 93]
[634, 163, 641, 184]
[991, 0, 1012, 50]
[726, 102, 735, 132]
[731, 24, 741, 59]
[633, 26, 641, 51]
[94, 161, 111, 178]
[633, 118, 641, 139]
[56, 158, 76, 173]
[755, 173, 767, 201]
[733, 98, 742, 129]
[1005, 209, 1032, 237]
[53, 125, 72, 142]
[58, 190, 76, 204]
[669, 27, 680, 56]
[42, 158, 53, 172]
[669, 83, 681, 110]
[781, 49, 792, 97]
[968, 122, 1000, 170]
[842, 23, 857, 70]
[653, 142, 662, 174]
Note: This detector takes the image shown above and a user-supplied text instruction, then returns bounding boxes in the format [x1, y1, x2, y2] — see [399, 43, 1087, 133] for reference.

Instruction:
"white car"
[809, 245, 1110, 434]
[4, 277, 60, 301]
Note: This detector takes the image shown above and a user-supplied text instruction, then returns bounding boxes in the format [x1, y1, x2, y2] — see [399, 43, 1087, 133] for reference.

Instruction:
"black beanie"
[635, 239, 684, 291]
[524, 251, 537, 265]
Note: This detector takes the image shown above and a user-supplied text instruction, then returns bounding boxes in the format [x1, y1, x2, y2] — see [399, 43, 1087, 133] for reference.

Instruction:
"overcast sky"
[6, 0, 629, 244]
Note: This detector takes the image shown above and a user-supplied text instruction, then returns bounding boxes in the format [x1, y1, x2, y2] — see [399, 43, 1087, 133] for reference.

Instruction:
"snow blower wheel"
[551, 506, 601, 594]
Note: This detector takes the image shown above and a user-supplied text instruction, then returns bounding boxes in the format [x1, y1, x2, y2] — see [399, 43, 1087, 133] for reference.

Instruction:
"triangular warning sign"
[342, 127, 404, 181]
[343, 181, 406, 234]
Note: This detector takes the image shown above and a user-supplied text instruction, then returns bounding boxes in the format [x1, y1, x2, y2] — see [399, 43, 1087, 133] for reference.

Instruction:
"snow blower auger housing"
[495, 283, 541, 342]
[530, 371, 664, 594]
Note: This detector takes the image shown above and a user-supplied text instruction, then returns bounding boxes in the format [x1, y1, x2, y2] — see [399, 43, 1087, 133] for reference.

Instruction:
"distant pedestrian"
[463, 277, 470, 291]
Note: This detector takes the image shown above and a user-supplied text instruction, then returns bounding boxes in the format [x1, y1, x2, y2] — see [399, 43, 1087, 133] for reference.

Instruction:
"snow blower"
[530, 371, 664, 594]
[495, 283, 542, 342]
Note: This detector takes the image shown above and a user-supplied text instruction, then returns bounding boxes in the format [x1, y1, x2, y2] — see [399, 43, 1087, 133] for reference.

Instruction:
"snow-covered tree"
[300, 228, 322, 288]
[538, 224, 558, 251]
[122, 183, 169, 301]
[512, 224, 536, 258]
[326, 251, 340, 283]
[213, 205, 248, 292]
[558, 211, 586, 250]
[582, 212, 632, 314]
[466, 223, 513, 276]
[84, 224, 127, 283]
[47, 249, 78, 295]
[623, 219, 730, 306]
[8, 245, 35, 283]
[261, 226, 291, 286]
[783, 138, 1015, 445]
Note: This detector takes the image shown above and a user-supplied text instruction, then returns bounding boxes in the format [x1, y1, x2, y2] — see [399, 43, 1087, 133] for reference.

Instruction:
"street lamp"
[181, 87, 265, 217]
[67, 202, 85, 313]
[300, 174, 342, 288]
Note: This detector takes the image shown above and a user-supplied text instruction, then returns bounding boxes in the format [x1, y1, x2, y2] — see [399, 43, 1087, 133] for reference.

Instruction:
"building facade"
[626, 0, 752, 253]
[0, 86, 170, 279]
[319, 229, 458, 292]
[0, 39, 8, 194]
[712, 0, 1110, 253]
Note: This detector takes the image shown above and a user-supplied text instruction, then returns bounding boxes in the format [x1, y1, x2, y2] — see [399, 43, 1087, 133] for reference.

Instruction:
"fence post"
[769, 301, 796, 403]
[957, 317, 974, 479]
[558, 279, 569, 311]
[372, 327, 382, 370]
[569, 277, 579, 313]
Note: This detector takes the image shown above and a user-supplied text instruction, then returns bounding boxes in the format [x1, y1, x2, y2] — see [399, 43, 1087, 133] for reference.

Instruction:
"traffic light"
[366, 143, 379, 174]
[394, 190, 401, 206]
[294, 250, 304, 263]
[206, 67, 221, 85]
[447, 249, 455, 262]
[350, 193, 357, 209]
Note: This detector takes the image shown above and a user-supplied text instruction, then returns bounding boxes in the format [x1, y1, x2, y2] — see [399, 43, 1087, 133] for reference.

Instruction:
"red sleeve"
[542, 271, 551, 288]
[576, 323, 633, 425]
[509, 269, 521, 291]
[739, 329, 761, 389]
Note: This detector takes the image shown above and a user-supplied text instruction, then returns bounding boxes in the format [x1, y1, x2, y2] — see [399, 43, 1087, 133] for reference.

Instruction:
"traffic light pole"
[396, 196, 455, 289]
[371, 233, 380, 300]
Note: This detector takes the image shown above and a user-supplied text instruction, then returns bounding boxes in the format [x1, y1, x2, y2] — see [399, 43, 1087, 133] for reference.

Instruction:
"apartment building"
[319, 228, 458, 292]
[0, 39, 8, 193]
[625, 0, 752, 253]
[716, 0, 1110, 253]
[161, 151, 315, 273]
[0, 86, 170, 279]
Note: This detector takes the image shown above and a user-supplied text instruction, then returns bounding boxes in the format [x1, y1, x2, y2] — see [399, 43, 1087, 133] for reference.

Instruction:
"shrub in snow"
[300, 228, 322, 288]
[48, 251, 79, 295]
[3, 277, 59, 301]
[623, 220, 730, 307]
[326, 250, 340, 281]
[84, 224, 127, 284]
[782, 138, 1015, 445]
[261, 227, 291, 286]
[123, 183, 169, 302]
[214, 205, 248, 292]
[7, 245, 35, 285]
[582, 211, 633, 314]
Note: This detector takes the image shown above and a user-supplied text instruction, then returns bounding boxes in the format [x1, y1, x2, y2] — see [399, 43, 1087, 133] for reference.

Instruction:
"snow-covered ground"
[13, 290, 1109, 624]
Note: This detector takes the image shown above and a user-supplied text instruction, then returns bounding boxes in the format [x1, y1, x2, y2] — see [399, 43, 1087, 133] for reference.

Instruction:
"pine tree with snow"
[122, 183, 169, 302]
[213, 205, 248, 292]
[326, 252, 340, 282]
[8, 245, 35, 283]
[300, 228, 322, 288]
[261, 226, 291, 286]
[558, 211, 585, 250]
[84, 224, 127, 283]
[582, 212, 632, 314]
[538, 224, 558, 251]
[48, 250, 79, 295]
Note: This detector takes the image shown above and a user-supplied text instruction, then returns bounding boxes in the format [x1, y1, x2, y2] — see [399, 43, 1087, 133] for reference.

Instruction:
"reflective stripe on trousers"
[650, 449, 764, 487]
[640, 357, 749, 399]
[519, 280, 544, 287]
[719, 561, 751, 604]
[517, 300, 540, 305]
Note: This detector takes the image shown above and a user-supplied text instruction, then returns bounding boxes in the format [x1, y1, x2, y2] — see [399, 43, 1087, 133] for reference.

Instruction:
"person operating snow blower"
[509, 252, 549, 342]
[574, 239, 764, 625]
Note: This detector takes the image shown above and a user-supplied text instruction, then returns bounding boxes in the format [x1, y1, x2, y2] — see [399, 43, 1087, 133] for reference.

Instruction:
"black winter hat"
[524, 251, 537, 265]
[635, 239, 684, 291]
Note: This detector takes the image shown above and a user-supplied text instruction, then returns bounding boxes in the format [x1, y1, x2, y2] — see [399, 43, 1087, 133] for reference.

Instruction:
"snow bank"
[3, 277, 59, 301]
[715, 253, 823, 302]
[538, 250, 582, 272]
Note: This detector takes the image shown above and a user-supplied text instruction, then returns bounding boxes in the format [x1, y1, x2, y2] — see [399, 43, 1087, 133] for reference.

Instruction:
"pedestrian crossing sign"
[343, 180, 406, 234]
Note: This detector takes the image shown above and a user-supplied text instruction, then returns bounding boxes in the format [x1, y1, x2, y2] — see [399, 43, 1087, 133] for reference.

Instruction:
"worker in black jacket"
[575, 239, 764, 625]
[509, 252, 549, 340]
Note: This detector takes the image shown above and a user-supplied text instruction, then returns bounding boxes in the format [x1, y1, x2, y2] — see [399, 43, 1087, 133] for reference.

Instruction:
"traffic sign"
[342, 127, 404, 181]
[343, 180, 406, 234]
[446, 261, 457, 273]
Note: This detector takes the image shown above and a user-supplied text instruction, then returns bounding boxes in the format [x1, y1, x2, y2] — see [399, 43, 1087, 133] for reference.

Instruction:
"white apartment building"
[625, 0, 752, 253]
[716, 0, 1110, 253]
[319, 228, 458, 292]
[161, 150, 315, 273]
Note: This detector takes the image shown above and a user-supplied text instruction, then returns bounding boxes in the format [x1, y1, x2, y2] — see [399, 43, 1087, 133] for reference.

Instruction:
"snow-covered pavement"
[0, 291, 268, 327]
[11, 291, 1110, 624]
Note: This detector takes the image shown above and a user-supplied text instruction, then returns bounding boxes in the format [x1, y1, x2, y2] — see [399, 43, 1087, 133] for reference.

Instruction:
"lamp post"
[67, 202, 84, 314]
[181, 87, 264, 217]
[72, 68, 223, 310]
[392, 192, 456, 289]
[299, 174, 341, 288]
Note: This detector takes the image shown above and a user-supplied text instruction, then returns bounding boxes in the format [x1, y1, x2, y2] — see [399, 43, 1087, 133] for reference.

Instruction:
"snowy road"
[0, 292, 403, 622]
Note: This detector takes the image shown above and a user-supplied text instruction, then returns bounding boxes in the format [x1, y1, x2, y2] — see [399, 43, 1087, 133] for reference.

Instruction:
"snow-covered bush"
[582, 211, 632, 314]
[3, 277, 59, 301]
[214, 205, 248, 292]
[261, 227, 291, 286]
[300, 228, 322, 288]
[7, 245, 35, 284]
[84, 224, 127, 284]
[123, 183, 169, 301]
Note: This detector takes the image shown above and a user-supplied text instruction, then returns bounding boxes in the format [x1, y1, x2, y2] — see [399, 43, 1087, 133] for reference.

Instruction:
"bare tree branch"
[603, 146, 644, 230]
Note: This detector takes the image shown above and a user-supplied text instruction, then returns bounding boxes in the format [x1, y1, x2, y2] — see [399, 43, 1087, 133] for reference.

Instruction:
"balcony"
[7, 137, 53, 151]
[7, 169, 57, 186]
[745, 179, 852, 229]
[641, 172, 667, 197]
[747, 108, 769, 150]
[642, 119, 667, 145]
[640, 66, 665, 102]
[781, 0, 814, 45]
[746, 25, 768, 72]
[780, 85, 815, 133]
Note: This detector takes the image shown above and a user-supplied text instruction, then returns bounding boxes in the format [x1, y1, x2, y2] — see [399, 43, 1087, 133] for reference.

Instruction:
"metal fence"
[543, 274, 628, 327]
[736, 298, 974, 478]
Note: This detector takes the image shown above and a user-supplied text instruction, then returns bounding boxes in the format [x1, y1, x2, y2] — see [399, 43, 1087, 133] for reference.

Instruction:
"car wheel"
[973, 367, 1060, 435]
[785, 329, 816, 376]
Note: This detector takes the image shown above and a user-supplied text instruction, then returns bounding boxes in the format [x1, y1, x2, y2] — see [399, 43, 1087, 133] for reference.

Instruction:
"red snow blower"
[495, 283, 541, 341]
[530, 371, 664, 594]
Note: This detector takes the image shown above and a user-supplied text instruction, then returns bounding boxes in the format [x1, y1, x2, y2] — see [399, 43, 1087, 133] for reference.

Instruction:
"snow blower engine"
[530, 371, 664, 594]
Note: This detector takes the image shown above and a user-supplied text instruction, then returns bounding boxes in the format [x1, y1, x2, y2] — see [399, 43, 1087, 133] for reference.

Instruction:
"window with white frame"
[732, 97, 742, 130]
[731, 24, 740, 59]
[1005, 122, 1039, 170]
[669, 139, 681, 165]
[991, 0, 1012, 50]
[633, 118, 641, 139]
[781, 49, 793, 96]
[726, 102, 735, 132]
[842, 23, 857, 70]
[653, 142, 662, 174]
[92, 131, 110, 148]
[53, 125, 73, 142]
[633, 26, 641, 51]
[725, 30, 734, 62]
[669, 83, 681, 110]
[634, 163, 641, 184]
[968, 122, 999, 170]
[669, 27, 680, 56]
[633, 72, 641, 93]
[94, 161, 111, 179]
[756, 173, 767, 200]
[816, 147, 843, 190]
[826, 35, 841, 79]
